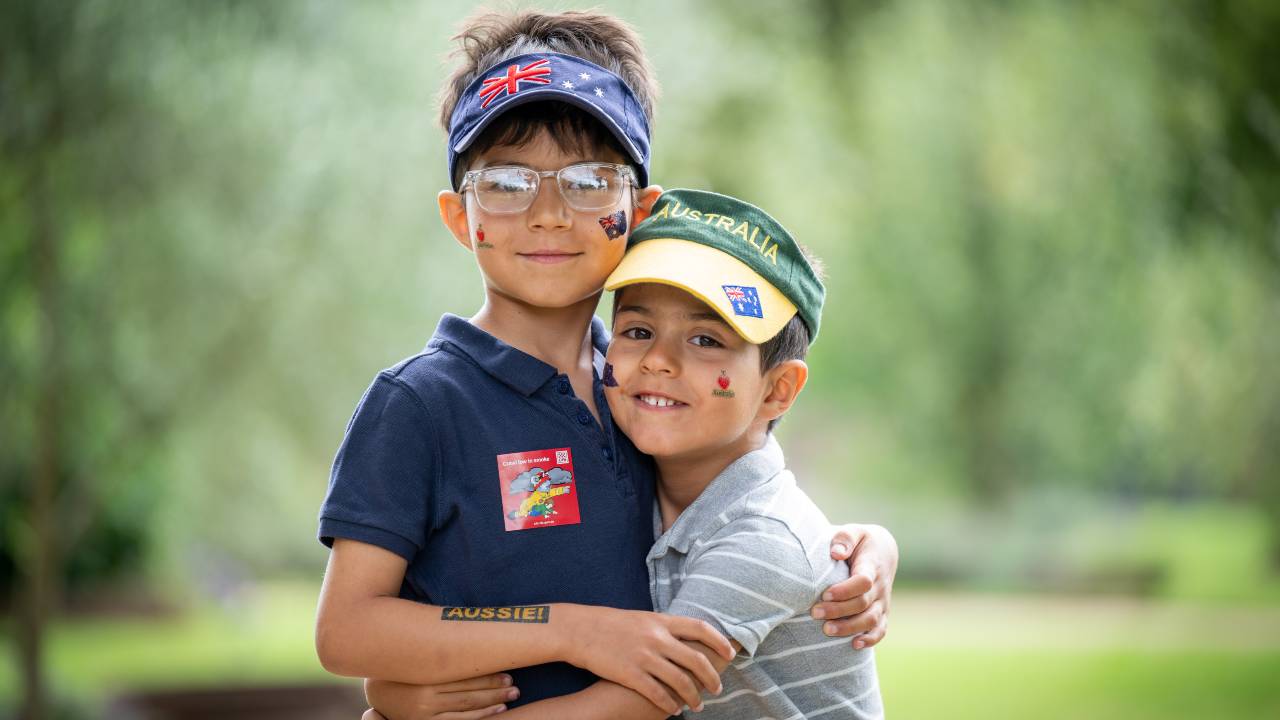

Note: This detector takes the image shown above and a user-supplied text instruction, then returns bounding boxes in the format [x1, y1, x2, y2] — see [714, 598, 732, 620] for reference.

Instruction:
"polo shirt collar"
[428, 313, 611, 397]
[655, 435, 786, 554]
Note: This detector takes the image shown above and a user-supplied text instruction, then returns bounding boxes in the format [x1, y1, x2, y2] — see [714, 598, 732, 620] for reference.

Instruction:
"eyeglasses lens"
[472, 164, 627, 213]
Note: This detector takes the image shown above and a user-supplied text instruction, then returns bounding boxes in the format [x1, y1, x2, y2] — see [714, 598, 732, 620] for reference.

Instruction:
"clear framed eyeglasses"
[460, 162, 637, 214]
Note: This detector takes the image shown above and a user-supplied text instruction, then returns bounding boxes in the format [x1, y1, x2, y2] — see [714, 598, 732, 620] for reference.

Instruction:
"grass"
[879, 649, 1280, 719]
[0, 582, 347, 711]
[2, 583, 1279, 718]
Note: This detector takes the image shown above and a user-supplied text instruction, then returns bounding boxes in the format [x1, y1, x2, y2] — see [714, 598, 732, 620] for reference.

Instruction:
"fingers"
[829, 526, 861, 559]
[648, 656, 704, 713]
[437, 686, 520, 713]
[667, 641, 723, 695]
[818, 600, 883, 641]
[630, 672, 682, 716]
[818, 569, 874, 605]
[437, 705, 509, 720]
[672, 617, 734, 661]
[853, 615, 888, 649]
[435, 674, 514, 694]
[811, 588, 872, 622]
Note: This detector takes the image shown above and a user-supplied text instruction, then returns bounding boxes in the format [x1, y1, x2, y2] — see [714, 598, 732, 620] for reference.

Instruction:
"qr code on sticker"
[556, 450, 569, 465]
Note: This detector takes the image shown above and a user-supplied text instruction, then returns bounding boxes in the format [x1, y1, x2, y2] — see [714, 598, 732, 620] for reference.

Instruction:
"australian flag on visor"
[446, 52, 652, 190]
[723, 285, 764, 319]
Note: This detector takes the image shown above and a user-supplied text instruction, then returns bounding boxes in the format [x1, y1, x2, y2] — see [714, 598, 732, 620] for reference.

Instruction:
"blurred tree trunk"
[18, 156, 62, 720]
[959, 201, 1013, 503]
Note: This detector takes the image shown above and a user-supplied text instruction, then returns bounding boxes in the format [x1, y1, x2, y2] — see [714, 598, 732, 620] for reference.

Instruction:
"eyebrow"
[689, 311, 731, 327]
[478, 159, 532, 169]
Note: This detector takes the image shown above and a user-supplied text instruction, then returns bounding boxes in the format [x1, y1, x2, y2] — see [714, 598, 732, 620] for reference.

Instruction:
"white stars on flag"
[593, 87, 604, 97]
[561, 80, 575, 90]
[578, 72, 591, 81]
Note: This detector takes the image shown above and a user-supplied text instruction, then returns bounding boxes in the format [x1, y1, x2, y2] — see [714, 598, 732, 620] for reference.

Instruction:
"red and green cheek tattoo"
[713, 370, 734, 398]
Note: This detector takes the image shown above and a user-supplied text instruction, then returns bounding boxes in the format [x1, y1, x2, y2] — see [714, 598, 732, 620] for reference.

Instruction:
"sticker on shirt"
[497, 447, 581, 531]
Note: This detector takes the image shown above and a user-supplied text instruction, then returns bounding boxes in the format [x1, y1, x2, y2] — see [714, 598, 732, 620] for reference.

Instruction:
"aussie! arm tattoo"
[441, 605, 551, 623]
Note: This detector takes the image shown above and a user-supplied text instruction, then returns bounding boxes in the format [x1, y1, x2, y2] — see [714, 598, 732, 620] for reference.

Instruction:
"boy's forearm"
[501, 638, 734, 720]
[317, 598, 593, 684]
[500, 680, 671, 720]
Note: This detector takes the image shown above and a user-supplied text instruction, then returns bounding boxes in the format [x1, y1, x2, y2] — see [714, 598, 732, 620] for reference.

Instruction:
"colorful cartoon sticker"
[496, 447, 581, 531]
[476, 224, 494, 249]
[712, 370, 735, 398]
[602, 362, 619, 387]
[598, 211, 627, 240]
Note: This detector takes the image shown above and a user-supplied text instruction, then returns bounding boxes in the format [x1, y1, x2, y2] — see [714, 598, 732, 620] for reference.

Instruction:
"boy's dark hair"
[439, 9, 659, 189]
[759, 315, 810, 433]
[760, 245, 825, 432]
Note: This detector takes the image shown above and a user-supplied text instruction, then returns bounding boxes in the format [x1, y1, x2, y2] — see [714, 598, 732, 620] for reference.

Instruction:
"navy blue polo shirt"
[318, 314, 656, 707]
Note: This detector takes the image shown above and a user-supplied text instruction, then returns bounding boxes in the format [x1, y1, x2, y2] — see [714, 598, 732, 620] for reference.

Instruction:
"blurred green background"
[3, 0, 1279, 718]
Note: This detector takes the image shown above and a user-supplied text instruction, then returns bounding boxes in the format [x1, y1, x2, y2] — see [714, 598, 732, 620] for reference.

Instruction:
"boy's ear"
[438, 190, 474, 252]
[758, 359, 809, 425]
[631, 184, 664, 225]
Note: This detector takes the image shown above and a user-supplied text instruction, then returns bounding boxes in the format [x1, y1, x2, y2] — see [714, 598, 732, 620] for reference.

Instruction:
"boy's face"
[605, 283, 776, 463]
[439, 130, 660, 310]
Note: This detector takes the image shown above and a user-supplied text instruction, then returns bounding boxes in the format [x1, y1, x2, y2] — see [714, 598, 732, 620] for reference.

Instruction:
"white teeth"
[640, 394, 680, 407]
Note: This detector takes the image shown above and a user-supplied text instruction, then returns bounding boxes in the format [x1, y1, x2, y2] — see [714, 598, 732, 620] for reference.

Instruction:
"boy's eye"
[562, 174, 609, 192]
[690, 334, 723, 348]
[620, 327, 652, 340]
[477, 170, 535, 194]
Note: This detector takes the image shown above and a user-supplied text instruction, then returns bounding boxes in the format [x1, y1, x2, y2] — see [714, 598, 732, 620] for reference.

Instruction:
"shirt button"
[577, 411, 592, 425]
[558, 379, 571, 395]
[603, 447, 613, 461]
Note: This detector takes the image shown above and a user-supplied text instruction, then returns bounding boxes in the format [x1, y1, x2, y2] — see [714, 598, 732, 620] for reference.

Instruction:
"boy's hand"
[364, 674, 516, 720]
[812, 523, 898, 649]
[565, 606, 733, 716]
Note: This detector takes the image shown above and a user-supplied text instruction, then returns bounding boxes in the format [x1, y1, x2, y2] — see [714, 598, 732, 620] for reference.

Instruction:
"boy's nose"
[640, 340, 680, 377]
[526, 180, 571, 231]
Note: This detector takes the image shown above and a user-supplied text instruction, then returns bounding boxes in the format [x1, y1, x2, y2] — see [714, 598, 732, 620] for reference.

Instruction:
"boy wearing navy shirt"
[315, 10, 897, 718]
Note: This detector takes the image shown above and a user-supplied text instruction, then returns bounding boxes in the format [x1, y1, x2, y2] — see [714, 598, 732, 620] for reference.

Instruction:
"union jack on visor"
[446, 52, 651, 190]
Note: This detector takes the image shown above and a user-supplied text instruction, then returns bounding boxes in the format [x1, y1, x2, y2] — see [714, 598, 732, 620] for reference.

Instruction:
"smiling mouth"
[635, 393, 687, 409]
[518, 251, 582, 264]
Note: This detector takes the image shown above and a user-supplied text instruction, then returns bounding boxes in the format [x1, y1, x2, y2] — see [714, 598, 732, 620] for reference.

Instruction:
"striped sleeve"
[667, 515, 817, 656]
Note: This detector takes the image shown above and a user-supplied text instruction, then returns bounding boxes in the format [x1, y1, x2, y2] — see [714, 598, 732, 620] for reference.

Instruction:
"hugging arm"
[813, 523, 898, 647]
[500, 639, 740, 720]
[315, 538, 731, 712]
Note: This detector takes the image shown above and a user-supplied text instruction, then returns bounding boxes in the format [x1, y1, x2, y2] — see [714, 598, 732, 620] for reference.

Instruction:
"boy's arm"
[315, 537, 731, 711]
[364, 674, 515, 720]
[501, 639, 741, 720]
[812, 523, 898, 647]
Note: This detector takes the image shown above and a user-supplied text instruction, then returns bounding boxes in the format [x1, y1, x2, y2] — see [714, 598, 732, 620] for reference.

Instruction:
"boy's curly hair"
[438, 9, 660, 188]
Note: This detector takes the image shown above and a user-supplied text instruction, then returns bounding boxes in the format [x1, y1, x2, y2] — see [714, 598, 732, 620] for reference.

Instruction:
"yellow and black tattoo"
[440, 605, 550, 623]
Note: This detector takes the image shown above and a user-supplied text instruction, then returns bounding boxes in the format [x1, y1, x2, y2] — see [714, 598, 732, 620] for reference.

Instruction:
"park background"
[3, 0, 1279, 718]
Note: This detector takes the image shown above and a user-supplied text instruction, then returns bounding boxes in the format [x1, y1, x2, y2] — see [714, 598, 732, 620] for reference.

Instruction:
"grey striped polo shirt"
[648, 436, 883, 720]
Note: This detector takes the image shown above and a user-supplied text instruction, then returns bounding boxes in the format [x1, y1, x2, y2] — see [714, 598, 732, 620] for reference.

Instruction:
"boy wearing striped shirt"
[500, 189, 883, 720]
